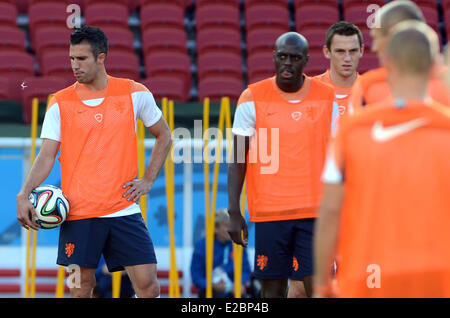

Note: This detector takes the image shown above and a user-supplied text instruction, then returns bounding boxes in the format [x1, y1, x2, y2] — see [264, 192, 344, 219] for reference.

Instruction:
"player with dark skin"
[228, 32, 312, 298]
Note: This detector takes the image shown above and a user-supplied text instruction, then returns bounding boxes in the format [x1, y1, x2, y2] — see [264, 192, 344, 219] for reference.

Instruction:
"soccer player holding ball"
[16, 26, 172, 298]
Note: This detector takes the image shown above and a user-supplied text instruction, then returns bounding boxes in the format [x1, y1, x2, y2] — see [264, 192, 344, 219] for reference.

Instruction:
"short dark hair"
[70, 26, 108, 59]
[325, 21, 363, 50]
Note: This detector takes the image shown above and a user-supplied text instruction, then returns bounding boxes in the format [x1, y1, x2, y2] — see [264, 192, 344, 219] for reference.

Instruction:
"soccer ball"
[28, 185, 69, 229]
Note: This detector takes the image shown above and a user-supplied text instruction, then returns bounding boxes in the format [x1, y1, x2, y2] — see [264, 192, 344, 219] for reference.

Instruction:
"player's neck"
[329, 68, 356, 87]
[83, 70, 108, 91]
[390, 76, 429, 102]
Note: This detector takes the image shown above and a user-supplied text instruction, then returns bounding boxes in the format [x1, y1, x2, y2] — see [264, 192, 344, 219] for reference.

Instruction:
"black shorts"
[253, 218, 315, 281]
[57, 213, 157, 272]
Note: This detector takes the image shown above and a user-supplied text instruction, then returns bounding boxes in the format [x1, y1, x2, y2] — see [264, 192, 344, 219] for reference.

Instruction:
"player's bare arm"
[16, 138, 60, 230]
[227, 134, 250, 247]
[313, 183, 345, 297]
[122, 117, 171, 202]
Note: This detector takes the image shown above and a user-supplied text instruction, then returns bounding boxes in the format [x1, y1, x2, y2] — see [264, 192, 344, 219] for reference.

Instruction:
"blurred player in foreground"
[314, 21, 450, 298]
[349, 0, 449, 110]
[16, 26, 172, 298]
[315, 21, 364, 117]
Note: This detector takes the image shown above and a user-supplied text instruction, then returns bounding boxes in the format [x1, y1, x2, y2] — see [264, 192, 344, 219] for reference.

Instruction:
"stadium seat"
[246, 27, 288, 56]
[197, 76, 243, 102]
[304, 51, 328, 76]
[294, 0, 337, 7]
[196, 27, 241, 56]
[101, 27, 135, 55]
[196, 3, 240, 32]
[443, 0, 450, 12]
[28, 2, 68, 42]
[141, 0, 186, 8]
[21, 76, 67, 124]
[141, 27, 188, 56]
[246, 51, 275, 84]
[105, 52, 140, 81]
[140, 2, 185, 31]
[0, 51, 35, 102]
[245, 3, 290, 32]
[358, 52, 379, 74]
[141, 76, 189, 102]
[359, 27, 373, 50]
[0, 2, 18, 27]
[246, 0, 288, 9]
[84, 3, 129, 30]
[144, 51, 191, 96]
[295, 3, 339, 30]
[420, 6, 440, 33]
[341, 0, 385, 9]
[197, 52, 243, 81]
[196, 0, 239, 9]
[0, 78, 11, 100]
[343, 4, 376, 28]
[39, 51, 74, 85]
[83, 0, 129, 11]
[0, 26, 26, 52]
[33, 27, 71, 64]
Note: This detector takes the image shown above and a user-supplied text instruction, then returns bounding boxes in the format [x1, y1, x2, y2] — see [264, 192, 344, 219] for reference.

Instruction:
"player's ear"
[97, 52, 107, 65]
[360, 44, 365, 57]
[323, 45, 331, 59]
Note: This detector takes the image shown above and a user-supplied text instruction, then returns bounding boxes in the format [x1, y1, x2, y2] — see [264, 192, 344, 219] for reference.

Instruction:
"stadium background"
[0, 0, 448, 297]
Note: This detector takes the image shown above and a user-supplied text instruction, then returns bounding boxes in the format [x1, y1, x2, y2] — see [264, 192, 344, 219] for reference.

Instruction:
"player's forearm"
[142, 131, 172, 185]
[227, 135, 249, 212]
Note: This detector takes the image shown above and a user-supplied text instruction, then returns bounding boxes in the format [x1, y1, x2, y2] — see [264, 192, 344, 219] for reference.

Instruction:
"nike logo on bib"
[371, 118, 428, 142]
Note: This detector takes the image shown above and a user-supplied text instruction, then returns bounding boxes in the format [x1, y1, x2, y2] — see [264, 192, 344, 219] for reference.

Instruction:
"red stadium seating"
[84, 3, 129, 30]
[245, 3, 290, 32]
[197, 52, 242, 81]
[300, 26, 328, 53]
[144, 51, 191, 95]
[28, 2, 68, 42]
[420, 6, 440, 33]
[357, 52, 379, 74]
[443, 0, 450, 11]
[141, 76, 189, 101]
[141, 27, 188, 56]
[341, 0, 385, 9]
[83, 0, 129, 11]
[39, 51, 74, 85]
[343, 3, 376, 28]
[0, 51, 35, 102]
[295, 3, 339, 30]
[0, 78, 11, 100]
[197, 76, 243, 102]
[246, 51, 275, 84]
[304, 51, 328, 76]
[196, 0, 239, 9]
[141, 0, 187, 8]
[0, 26, 26, 52]
[21, 76, 67, 124]
[140, 2, 185, 31]
[294, 0, 337, 7]
[0, 2, 18, 27]
[246, 27, 287, 56]
[105, 52, 140, 81]
[196, 27, 241, 56]
[101, 27, 135, 55]
[196, 3, 240, 32]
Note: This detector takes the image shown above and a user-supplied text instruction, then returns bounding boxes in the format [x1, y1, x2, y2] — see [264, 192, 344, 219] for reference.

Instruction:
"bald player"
[228, 32, 335, 298]
[349, 0, 449, 111]
[314, 21, 450, 298]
